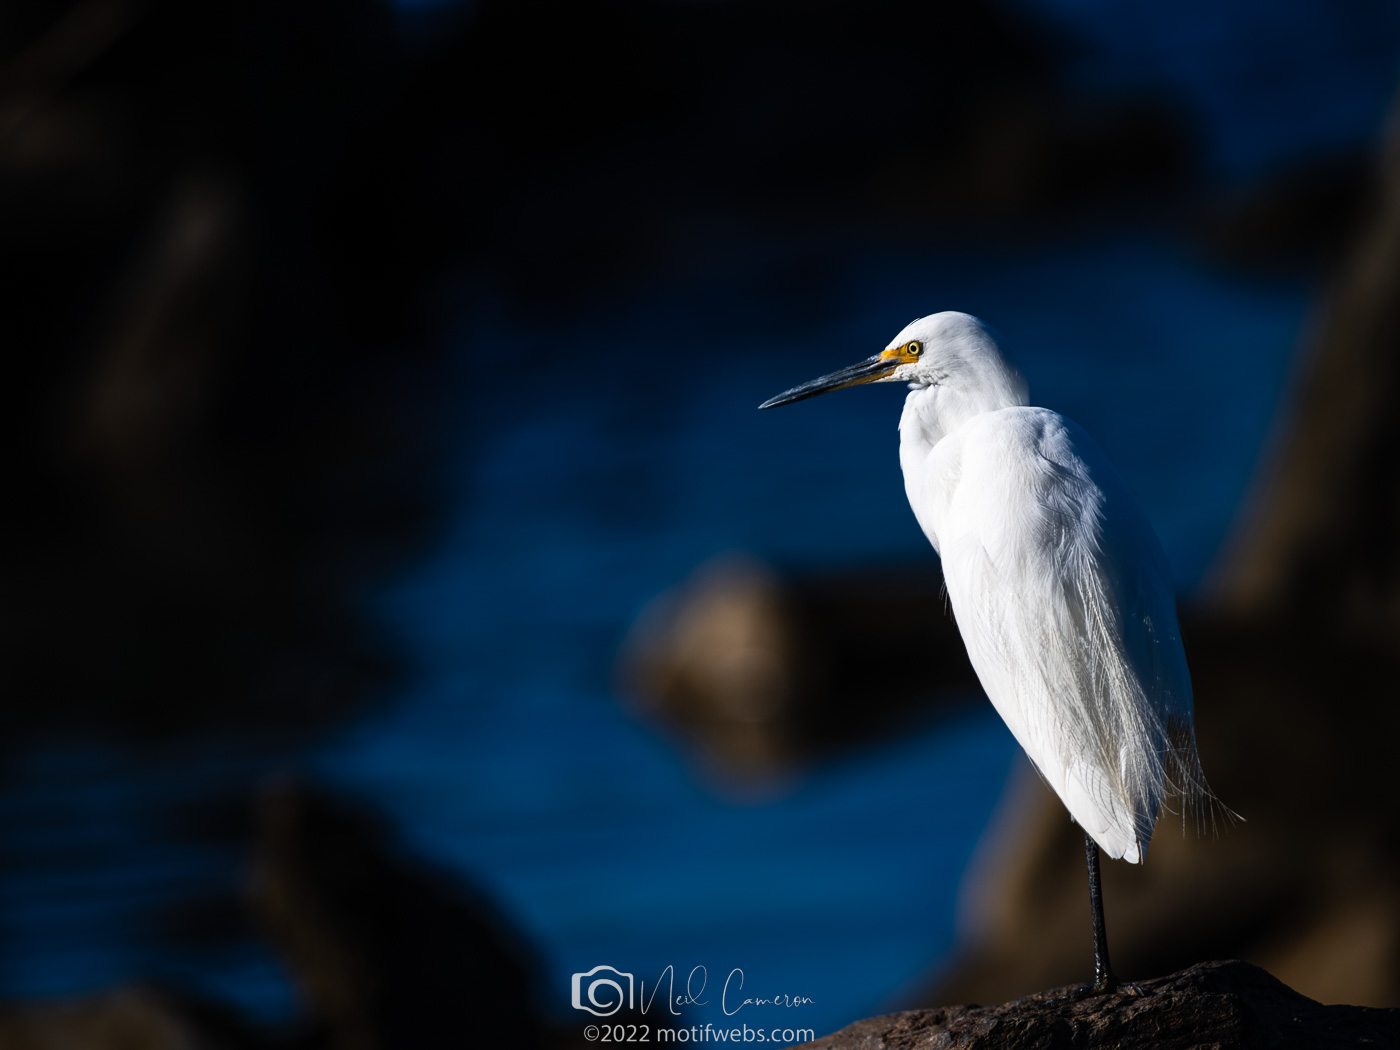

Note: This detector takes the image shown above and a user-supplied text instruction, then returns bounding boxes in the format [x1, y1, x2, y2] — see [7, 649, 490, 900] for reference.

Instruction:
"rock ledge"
[798, 960, 1400, 1049]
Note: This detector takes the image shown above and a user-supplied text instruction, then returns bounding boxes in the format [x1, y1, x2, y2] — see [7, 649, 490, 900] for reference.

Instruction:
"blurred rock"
[621, 556, 981, 773]
[0, 987, 266, 1050]
[621, 558, 801, 770]
[902, 95, 1192, 229]
[1197, 154, 1374, 273]
[800, 960, 1400, 1049]
[251, 782, 545, 1050]
[1214, 104, 1400, 638]
[392, 0, 1196, 312]
[938, 611, 1400, 1008]
[0, 0, 446, 742]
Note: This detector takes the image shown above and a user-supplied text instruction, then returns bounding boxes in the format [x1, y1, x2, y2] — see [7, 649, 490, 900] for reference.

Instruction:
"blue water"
[5, 0, 1400, 1037]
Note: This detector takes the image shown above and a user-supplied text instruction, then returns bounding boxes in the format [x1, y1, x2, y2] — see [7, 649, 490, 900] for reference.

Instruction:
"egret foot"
[1051, 977, 1145, 1005]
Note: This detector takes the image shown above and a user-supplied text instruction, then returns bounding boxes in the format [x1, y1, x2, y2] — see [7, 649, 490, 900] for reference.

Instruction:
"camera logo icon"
[571, 965, 635, 1017]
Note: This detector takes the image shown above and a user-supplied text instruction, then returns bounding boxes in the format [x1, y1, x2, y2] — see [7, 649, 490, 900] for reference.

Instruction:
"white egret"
[760, 311, 1212, 995]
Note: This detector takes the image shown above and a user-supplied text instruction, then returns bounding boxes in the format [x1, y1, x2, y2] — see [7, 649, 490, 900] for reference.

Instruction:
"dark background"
[3, 0, 1400, 1046]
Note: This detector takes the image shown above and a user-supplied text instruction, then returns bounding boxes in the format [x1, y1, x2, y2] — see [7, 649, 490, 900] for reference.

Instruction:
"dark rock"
[1214, 88, 1400, 640]
[383, 0, 1196, 314]
[801, 961, 1400, 1050]
[252, 782, 546, 1050]
[1197, 153, 1375, 273]
[0, 986, 271, 1050]
[0, 0, 458, 744]
[619, 555, 980, 773]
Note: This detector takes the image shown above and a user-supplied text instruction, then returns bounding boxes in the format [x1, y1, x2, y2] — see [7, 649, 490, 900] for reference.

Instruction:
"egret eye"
[907, 341, 922, 357]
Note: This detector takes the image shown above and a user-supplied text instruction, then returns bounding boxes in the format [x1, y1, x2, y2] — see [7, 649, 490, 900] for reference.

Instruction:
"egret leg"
[1056, 833, 1142, 1001]
[1084, 832, 1117, 993]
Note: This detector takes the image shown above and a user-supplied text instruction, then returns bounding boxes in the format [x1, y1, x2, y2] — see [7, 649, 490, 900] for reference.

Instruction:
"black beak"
[758, 353, 899, 409]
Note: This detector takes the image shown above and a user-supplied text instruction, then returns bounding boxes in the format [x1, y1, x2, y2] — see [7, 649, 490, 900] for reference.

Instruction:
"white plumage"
[762, 311, 1206, 866]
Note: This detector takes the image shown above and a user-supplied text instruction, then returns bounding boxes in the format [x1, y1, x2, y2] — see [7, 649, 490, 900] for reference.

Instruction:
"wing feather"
[931, 408, 1200, 863]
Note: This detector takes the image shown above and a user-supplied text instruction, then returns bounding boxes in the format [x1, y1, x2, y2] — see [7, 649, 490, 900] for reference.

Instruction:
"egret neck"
[895, 325, 1029, 554]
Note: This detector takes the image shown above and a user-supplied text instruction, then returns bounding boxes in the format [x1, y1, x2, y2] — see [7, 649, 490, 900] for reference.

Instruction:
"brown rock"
[251, 782, 545, 1050]
[1213, 89, 1400, 639]
[0, 987, 263, 1050]
[619, 555, 980, 773]
[800, 961, 1400, 1050]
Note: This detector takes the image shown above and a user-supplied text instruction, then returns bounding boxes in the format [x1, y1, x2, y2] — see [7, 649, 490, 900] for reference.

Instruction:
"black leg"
[1054, 832, 1142, 1002]
[1084, 832, 1117, 993]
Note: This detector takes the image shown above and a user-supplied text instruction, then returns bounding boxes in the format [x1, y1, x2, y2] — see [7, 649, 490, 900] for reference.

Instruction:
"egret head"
[758, 311, 1027, 412]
